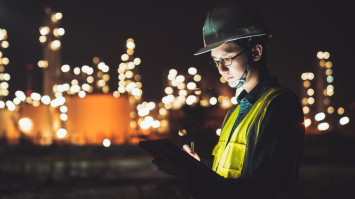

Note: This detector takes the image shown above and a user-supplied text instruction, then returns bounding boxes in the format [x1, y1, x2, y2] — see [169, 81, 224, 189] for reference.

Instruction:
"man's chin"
[226, 79, 236, 84]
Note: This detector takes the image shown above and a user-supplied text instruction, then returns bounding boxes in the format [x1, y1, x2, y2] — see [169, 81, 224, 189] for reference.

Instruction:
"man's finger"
[182, 144, 192, 153]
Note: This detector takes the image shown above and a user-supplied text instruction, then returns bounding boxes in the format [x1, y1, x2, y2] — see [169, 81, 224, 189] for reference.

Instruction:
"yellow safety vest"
[212, 87, 285, 179]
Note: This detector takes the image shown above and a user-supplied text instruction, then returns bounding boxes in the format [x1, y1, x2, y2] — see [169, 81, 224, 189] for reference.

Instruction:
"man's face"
[210, 42, 248, 84]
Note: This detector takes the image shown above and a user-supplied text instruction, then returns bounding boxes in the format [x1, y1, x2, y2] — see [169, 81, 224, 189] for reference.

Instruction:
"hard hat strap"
[228, 64, 250, 89]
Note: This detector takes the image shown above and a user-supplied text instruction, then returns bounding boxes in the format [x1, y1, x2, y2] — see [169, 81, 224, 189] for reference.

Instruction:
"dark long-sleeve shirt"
[187, 78, 305, 199]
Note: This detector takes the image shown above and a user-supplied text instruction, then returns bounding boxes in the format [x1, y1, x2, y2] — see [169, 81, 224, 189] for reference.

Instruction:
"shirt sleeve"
[186, 89, 305, 199]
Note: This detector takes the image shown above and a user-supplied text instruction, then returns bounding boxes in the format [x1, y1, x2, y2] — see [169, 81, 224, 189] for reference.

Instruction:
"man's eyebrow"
[224, 46, 238, 53]
[211, 45, 239, 58]
[211, 50, 235, 59]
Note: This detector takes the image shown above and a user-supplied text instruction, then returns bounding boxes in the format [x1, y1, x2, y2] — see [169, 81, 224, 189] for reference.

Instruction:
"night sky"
[1, 0, 354, 110]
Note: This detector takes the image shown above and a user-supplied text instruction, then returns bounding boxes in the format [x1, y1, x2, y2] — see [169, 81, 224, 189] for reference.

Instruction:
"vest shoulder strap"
[221, 104, 238, 129]
[241, 87, 287, 176]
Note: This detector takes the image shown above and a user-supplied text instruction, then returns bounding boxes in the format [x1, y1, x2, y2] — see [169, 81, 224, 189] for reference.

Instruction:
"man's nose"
[217, 64, 229, 72]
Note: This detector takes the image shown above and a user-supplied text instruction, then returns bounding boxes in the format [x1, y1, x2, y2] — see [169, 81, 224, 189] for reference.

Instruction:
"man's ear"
[251, 44, 263, 61]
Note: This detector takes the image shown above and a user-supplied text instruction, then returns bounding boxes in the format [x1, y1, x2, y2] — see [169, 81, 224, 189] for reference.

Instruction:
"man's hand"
[182, 144, 201, 161]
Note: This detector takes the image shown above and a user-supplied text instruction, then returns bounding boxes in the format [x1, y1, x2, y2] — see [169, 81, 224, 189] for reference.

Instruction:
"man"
[154, 0, 305, 198]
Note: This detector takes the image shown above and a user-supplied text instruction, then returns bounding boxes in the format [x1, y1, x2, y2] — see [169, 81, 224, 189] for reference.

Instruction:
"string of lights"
[0, 28, 10, 103]
[301, 51, 350, 133]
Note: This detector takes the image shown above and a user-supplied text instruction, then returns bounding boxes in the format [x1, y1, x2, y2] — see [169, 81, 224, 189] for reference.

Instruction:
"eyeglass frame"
[211, 50, 247, 67]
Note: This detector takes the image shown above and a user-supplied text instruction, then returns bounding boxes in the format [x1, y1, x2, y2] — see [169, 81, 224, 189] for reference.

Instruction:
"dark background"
[0, 0, 354, 108]
[1, 1, 355, 198]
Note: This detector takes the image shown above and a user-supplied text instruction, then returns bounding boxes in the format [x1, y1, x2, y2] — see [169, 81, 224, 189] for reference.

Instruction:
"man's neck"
[242, 77, 259, 93]
[242, 67, 260, 93]
[242, 63, 270, 93]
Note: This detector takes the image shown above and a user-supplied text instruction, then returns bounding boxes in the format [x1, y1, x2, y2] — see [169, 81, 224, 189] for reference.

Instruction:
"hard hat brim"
[194, 33, 269, 56]
[194, 40, 225, 56]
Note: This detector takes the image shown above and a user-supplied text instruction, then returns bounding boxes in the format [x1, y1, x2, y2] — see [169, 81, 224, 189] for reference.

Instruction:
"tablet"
[139, 139, 222, 180]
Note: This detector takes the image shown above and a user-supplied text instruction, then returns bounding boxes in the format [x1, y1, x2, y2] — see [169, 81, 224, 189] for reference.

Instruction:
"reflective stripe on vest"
[212, 87, 285, 179]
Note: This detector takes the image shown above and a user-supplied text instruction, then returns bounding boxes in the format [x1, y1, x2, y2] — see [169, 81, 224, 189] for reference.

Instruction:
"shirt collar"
[237, 76, 279, 105]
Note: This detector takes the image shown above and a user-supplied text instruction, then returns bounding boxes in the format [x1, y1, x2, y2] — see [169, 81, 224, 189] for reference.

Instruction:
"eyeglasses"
[211, 50, 246, 67]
